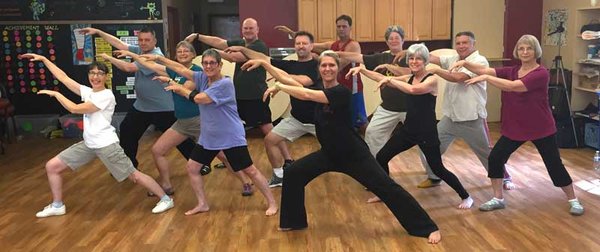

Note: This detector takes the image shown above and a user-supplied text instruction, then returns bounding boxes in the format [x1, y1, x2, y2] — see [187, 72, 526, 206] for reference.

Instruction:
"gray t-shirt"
[128, 45, 174, 112]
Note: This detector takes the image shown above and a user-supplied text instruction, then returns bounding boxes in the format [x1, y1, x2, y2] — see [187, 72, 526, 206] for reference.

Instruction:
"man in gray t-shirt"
[79, 27, 195, 169]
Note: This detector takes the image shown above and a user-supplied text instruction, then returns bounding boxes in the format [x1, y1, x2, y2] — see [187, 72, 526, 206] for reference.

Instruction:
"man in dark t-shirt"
[337, 25, 410, 158]
[226, 31, 321, 187]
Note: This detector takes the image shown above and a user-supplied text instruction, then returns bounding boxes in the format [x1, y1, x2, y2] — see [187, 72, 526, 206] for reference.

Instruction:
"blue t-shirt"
[193, 71, 246, 150]
[166, 64, 201, 119]
[128, 45, 174, 112]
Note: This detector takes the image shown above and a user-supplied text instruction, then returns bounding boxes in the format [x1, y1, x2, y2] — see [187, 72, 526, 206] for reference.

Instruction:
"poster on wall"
[544, 9, 568, 46]
[70, 24, 94, 65]
[1, 25, 61, 95]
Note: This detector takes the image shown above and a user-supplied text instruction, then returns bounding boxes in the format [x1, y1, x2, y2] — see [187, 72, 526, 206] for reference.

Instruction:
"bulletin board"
[0, 22, 164, 115]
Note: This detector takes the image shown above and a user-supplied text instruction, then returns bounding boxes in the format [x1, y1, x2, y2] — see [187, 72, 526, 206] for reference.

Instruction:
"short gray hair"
[319, 50, 340, 67]
[202, 48, 221, 63]
[512, 34, 542, 59]
[176, 41, 197, 56]
[406, 43, 429, 65]
[384, 25, 405, 41]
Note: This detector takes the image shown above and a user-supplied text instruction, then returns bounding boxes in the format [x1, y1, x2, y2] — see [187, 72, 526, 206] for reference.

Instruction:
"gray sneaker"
[479, 198, 506, 211]
[268, 174, 283, 188]
[569, 200, 584, 216]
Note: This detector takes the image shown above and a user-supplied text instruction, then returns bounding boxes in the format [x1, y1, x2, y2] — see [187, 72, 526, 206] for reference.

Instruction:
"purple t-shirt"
[495, 65, 556, 141]
[193, 71, 247, 150]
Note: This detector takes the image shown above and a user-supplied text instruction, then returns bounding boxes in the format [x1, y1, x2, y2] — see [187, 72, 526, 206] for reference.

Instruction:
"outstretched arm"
[274, 25, 296, 38]
[451, 60, 496, 76]
[97, 53, 139, 73]
[21, 53, 81, 96]
[242, 59, 328, 104]
[79, 27, 129, 50]
[378, 75, 436, 95]
[465, 74, 527, 92]
[346, 65, 387, 83]
[185, 32, 228, 49]
[141, 54, 194, 80]
[113, 50, 167, 76]
[225, 46, 270, 61]
[38, 90, 99, 114]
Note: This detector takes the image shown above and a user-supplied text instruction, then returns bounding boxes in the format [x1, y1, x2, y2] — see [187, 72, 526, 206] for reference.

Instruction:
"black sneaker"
[268, 173, 283, 188]
[213, 163, 226, 169]
[200, 165, 212, 176]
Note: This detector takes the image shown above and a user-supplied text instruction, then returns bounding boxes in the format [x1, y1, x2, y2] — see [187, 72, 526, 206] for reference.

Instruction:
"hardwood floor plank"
[0, 124, 599, 251]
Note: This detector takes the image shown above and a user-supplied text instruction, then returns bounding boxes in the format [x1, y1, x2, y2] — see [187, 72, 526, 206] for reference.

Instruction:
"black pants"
[119, 107, 196, 168]
[376, 131, 470, 200]
[489, 133, 573, 187]
[280, 150, 439, 238]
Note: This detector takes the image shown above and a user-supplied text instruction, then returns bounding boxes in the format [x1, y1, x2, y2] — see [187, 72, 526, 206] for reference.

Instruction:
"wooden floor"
[0, 123, 599, 251]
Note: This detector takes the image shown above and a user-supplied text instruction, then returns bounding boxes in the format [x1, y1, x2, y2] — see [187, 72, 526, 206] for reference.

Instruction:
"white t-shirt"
[440, 50, 489, 122]
[80, 86, 119, 148]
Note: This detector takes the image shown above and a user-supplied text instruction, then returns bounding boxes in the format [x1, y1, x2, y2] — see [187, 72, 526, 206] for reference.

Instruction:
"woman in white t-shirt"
[21, 53, 175, 218]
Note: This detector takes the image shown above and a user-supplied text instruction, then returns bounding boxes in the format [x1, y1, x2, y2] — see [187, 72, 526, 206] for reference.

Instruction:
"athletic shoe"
[569, 200, 584, 216]
[479, 198, 506, 211]
[152, 198, 174, 214]
[268, 173, 283, 188]
[241, 183, 253, 196]
[200, 165, 212, 176]
[417, 179, 442, 188]
[36, 204, 66, 218]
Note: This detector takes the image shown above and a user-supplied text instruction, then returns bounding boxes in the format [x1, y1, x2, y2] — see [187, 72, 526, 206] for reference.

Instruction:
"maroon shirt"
[331, 40, 363, 93]
[495, 65, 556, 141]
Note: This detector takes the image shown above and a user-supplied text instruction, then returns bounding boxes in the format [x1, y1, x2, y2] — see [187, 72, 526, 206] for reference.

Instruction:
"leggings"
[376, 131, 470, 200]
[280, 150, 439, 238]
[489, 133, 572, 187]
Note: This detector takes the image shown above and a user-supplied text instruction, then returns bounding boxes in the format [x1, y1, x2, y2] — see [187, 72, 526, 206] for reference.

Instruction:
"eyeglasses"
[201, 61, 219, 67]
[88, 71, 106, 76]
[176, 50, 192, 54]
[517, 47, 534, 52]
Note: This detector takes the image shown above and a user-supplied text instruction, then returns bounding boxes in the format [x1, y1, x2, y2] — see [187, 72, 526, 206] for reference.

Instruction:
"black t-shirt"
[271, 58, 321, 124]
[227, 39, 268, 100]
[315, 84, 371, 162]
[363, 52, 408, 112]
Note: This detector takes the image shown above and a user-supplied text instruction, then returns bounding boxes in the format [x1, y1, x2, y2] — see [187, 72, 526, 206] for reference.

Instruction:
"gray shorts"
[58, 141, 136, 182]
[171, 116, 201, 141]
[271, 117, 316, 142]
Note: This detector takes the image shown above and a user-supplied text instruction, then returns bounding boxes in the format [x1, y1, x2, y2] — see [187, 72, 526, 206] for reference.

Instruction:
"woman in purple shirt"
[452, 34, 584, 216]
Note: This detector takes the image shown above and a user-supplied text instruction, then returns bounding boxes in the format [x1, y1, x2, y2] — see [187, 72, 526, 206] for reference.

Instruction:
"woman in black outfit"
[348, 43, 473, 209]
[241, 51, 441, 244]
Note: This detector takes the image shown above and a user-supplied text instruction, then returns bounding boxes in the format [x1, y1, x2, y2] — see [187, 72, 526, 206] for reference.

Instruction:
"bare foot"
[184, 204, 210, 215]
[457, 197, 474, 209]
[428, 230, 441, 244]
[265, 204, 278, 216]
[366, 196, 381, 203]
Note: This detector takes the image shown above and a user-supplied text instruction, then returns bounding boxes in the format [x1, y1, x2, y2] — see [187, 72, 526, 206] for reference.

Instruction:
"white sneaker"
[152, 198, 174, 214]
[36, 204, 66, 218]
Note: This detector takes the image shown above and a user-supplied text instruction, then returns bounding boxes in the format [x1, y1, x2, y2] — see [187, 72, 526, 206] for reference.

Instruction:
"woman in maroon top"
[451, 34, 584, 216]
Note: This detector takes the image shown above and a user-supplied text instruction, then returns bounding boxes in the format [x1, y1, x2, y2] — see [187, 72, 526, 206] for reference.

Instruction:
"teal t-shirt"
[166, 64, 202, 119]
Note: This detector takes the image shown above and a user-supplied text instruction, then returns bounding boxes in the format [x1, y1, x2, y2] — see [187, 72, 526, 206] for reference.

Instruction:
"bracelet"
[167, 79, 172, 84]
[188, 89, 199, 102]
[196, 33, 200, 41]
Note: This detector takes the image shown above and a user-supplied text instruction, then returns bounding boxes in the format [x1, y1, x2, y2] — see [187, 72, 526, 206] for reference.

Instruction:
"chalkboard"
[0, 0, 163, 21]
[0, 22, 164, 115]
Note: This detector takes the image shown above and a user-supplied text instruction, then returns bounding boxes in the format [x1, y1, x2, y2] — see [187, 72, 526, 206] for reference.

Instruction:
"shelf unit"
[572, 7, 600, 148]
[572, 7, 600, 111]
